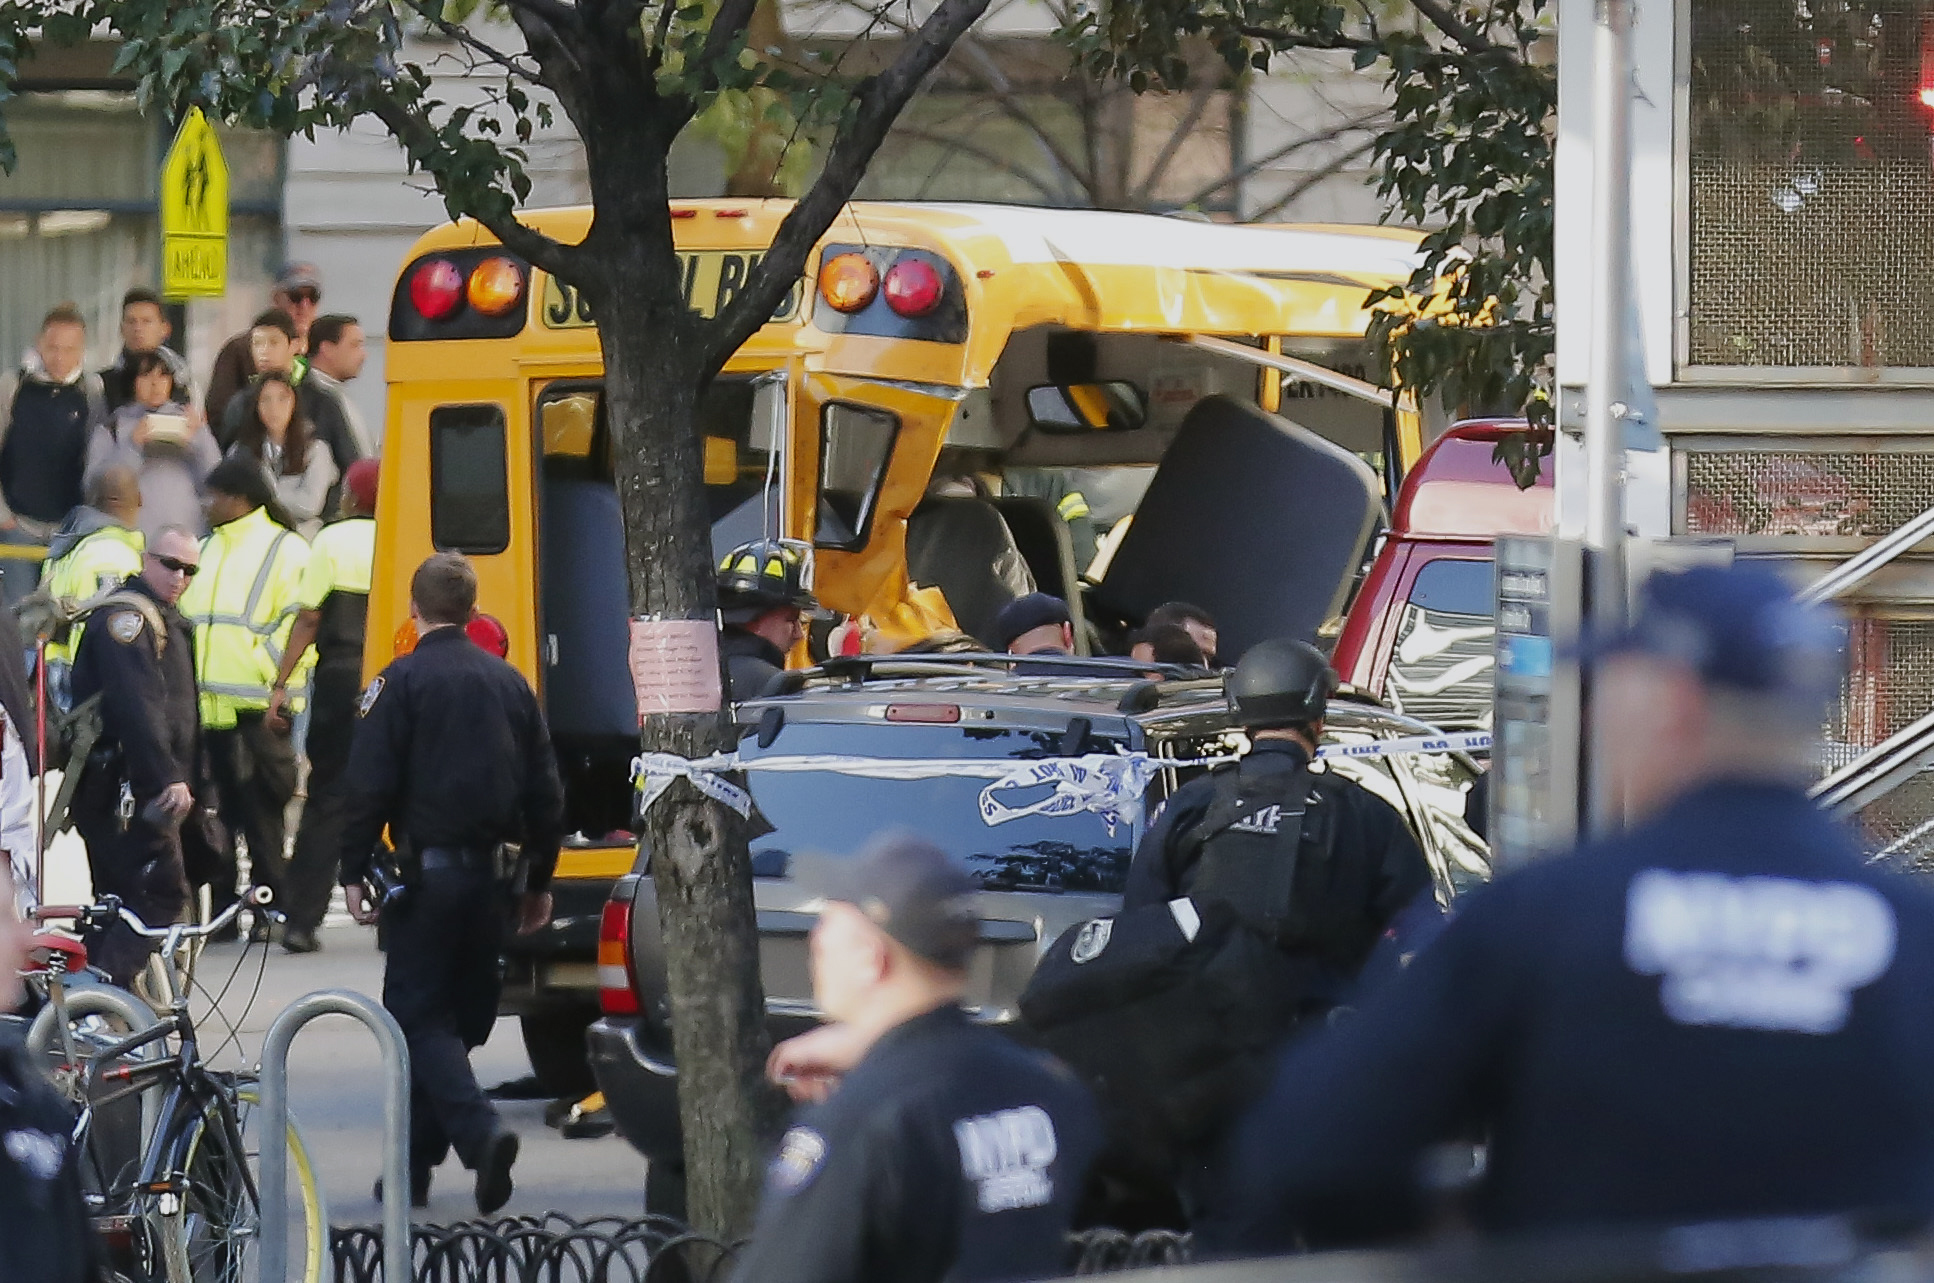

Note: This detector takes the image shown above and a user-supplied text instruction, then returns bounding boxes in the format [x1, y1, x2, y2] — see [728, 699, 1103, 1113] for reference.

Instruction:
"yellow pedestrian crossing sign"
[160, 109, 228, 299]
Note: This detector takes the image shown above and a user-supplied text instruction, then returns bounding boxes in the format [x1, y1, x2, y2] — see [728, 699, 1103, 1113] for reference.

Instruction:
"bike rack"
[259, 989, 411, 1283]
[26, 980, 165, 1145]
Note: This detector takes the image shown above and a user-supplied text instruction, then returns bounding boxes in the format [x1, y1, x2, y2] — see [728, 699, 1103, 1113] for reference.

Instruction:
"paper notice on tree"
[628, 618, 723, 717]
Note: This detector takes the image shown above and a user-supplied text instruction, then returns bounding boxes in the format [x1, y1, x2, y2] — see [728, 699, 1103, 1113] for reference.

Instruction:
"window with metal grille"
[1686, 1, 1934, 372]
[1682, 448, 1934, 537]
[430, 405, 510, 554]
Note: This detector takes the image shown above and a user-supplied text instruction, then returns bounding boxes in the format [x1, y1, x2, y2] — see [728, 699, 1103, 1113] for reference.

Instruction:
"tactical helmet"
[1226, 638, 1336, 730]
[717, 538, 817, 615]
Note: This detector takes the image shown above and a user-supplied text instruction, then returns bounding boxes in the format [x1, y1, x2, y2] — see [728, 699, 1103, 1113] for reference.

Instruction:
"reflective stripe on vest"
[182, 508, 305, 724]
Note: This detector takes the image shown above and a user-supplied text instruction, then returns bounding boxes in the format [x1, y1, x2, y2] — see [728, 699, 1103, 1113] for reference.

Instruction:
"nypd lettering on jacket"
[1624, 869, 1897, 1034]
[954, 1105, 1058, 1212]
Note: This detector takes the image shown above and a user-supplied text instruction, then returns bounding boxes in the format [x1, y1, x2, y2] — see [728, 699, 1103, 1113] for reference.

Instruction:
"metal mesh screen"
[1687, 2, 1934, 370]
[1828, 616, 1934, 769]
[1849, 771, 1934, 872]
[1682, 449, 1934, 537]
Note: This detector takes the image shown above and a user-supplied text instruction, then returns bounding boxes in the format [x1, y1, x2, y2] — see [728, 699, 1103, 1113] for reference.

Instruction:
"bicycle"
[25, 890, 326, 1283]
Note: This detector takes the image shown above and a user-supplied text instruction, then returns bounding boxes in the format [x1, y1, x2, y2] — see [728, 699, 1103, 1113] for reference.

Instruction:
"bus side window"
[814, 402, 898, 551]
[430, 405, 511, 554]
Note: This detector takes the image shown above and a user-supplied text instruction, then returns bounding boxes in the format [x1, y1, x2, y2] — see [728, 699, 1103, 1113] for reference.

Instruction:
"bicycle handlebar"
[34, 885, 273, 939]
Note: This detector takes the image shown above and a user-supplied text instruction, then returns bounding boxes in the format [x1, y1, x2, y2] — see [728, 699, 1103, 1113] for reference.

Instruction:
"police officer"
[271, 458, 378, 953]
[179, 456, 311, 939]
[1121, 637, 1431, 1216]
[717, 538, 815, 701]
[67, 526, 203, 987]
[0, 867, 108, 1282]
[38, 465, 144, 702]
[338, 552, 563, 1214]
[1222, 565, 1934, 1248]
[735, 834, 1099, 1283]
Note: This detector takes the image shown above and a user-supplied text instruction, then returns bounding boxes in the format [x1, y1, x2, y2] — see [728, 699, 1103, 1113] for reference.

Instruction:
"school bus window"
[815, 402, 898, 551]
[430, 405, 511, 554]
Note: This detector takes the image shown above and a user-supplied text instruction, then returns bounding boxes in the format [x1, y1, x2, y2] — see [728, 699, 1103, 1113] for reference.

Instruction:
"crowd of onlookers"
[0, 264, 373, 558]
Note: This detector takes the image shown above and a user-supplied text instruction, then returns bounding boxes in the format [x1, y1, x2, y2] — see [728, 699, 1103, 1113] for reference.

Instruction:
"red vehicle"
[1331, 419, 1552, 730]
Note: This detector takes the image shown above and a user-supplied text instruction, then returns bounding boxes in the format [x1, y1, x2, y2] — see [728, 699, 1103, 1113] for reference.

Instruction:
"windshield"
[740, 722, 1134, 894]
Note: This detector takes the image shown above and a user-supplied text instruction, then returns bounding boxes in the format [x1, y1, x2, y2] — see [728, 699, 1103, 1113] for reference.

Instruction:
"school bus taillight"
[467, 256, 527, 316]
[883, 258, 943, 318]
[819, 252, 879, 313]
[409, 259, 465, 320]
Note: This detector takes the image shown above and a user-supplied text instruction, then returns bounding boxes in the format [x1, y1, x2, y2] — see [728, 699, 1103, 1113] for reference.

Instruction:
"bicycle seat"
[25, 932, 87, 974]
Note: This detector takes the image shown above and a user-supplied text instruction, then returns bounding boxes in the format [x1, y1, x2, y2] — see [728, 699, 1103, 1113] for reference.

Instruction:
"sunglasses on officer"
[148, 553, 198, 578]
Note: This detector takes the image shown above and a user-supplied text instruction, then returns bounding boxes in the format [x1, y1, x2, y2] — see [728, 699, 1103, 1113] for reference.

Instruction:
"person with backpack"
[35, 467, 144, 711]
[66, 526, 204, 987]
[0, 304, 103, 542]
[86, 349, 221, 540]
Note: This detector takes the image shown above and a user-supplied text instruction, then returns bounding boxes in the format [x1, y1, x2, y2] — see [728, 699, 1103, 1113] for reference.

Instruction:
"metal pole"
[259, 989, 411, 1283]
[1582, 0, 1636, 835]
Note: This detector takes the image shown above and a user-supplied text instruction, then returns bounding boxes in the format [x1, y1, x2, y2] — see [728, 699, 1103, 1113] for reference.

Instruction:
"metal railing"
[260, 988, 413, 1283]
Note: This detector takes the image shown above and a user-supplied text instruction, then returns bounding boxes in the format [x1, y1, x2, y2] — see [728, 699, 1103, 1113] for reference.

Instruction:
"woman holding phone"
[84, 349, 222, 539]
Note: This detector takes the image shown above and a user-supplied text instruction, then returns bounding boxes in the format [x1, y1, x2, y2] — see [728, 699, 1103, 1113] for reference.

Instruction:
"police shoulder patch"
[768, 1126, 827, 1195]
[107, 611, 144, 645]
[357, 676, 386, 717]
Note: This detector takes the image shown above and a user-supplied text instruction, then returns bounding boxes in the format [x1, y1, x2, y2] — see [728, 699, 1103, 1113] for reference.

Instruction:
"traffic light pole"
[1582, 0, 1636, 836]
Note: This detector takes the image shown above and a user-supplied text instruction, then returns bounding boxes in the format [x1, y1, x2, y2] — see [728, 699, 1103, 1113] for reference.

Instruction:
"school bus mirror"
[1026, 382, 1148, 435]
[542, 394, 598, 457]
[705, 436, 741, 485]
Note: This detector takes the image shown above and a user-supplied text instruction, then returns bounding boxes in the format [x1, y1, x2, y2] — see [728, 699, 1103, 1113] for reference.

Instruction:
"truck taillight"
[598, 897, 639, 1017]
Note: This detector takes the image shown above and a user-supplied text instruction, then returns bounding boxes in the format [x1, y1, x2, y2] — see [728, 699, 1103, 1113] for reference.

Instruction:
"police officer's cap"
[1226, 638, 1337, 731]
[825, 833, 978, 971]
[718, 538, 816, 622]
[1574, 563, 1841, 708]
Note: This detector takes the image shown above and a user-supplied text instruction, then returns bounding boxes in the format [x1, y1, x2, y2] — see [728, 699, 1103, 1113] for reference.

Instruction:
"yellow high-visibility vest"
[43, 525, 144, 664]
[178, 507, 312, 729]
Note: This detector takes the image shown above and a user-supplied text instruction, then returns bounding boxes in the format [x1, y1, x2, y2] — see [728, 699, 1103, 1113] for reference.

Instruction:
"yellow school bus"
[374, 201, 1429, 1067]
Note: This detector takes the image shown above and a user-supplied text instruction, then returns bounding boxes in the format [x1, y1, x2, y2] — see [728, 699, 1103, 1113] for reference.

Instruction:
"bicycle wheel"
[148, 1086, 325, 1283]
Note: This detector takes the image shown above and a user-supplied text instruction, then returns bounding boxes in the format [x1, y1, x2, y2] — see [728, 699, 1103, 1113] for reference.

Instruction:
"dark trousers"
[71, 764, 190, 988]
[382, 864, 507, 1174]
[283, 667, 359, 933]
[204, 712, 296, 910]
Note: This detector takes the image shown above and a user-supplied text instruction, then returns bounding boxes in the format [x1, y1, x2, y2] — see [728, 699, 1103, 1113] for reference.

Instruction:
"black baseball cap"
[825, 834, 979, 970]
[1572, 563, 1842, 707]
[991, 592, 1071, 651]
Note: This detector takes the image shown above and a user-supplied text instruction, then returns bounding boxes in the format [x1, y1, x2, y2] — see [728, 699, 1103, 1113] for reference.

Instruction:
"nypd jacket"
[732, 1005, 1101, 1283]
[70, 575, 203, 800]
[1126, 739, 1432, 990]
[1221, 781, 1934, 1248]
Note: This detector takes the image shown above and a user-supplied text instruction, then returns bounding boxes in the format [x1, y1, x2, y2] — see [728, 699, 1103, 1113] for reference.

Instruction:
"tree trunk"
[594, 265, 779, 1240]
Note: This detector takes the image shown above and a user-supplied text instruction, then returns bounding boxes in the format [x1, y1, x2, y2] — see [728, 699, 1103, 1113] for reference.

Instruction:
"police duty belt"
[631, 730, 1492, 831]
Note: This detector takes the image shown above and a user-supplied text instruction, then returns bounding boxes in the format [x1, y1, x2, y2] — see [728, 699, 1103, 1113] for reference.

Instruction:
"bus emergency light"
[883, 258, 943, 317]
[819, 253, 879, 313]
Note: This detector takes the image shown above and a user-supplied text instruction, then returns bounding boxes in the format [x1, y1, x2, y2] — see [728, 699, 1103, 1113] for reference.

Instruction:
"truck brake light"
[598, 896, 640, 1017]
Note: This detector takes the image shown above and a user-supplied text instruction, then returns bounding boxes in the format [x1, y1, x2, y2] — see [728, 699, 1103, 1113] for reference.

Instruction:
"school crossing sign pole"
[160, 109, 228, 299]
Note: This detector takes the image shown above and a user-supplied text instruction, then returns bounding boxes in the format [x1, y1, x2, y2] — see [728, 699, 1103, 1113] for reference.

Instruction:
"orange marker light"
[466, 256, 526, 316]
[818, 253, 879, 313]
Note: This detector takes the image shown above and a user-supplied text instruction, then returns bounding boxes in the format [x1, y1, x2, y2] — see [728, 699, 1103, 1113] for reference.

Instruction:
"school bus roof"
[397, 201, 1426, 386]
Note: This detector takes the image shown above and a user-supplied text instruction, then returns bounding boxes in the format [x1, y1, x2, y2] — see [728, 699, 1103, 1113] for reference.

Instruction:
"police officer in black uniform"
[734, 835, 1100, 1283]
[338, 552, 564, 1214]
[716, 539, 816, 701]
[1121, 638, 1432, 1217]
[68, 525, 205, 987]
[1222, 565, 1934, 1249]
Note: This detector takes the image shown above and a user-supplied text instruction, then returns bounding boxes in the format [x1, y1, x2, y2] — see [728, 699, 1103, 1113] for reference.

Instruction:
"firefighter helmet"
[717, 539, 817, 615]
[1226, 638, 1336, 730]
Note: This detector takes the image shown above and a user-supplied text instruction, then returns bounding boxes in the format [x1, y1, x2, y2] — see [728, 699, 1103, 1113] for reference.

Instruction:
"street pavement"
[39, 836, 650, 1230]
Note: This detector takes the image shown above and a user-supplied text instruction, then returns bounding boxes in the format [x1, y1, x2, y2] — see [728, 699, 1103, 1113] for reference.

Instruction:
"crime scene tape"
[631, 730, 1490, 832]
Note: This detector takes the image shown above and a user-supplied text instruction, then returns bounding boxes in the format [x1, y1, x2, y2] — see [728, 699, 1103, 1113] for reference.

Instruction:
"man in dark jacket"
[1222, 564, 1934, 1249]
[737, 835, 1100, 1283]
[67, 526, 204, 987]
[98, 287, 194, 413]
[0, 305, 101, 540]
[716, 538, 816, 701]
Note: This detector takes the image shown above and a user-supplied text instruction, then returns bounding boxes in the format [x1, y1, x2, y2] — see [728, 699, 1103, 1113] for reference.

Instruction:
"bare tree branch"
[502, 0, 585, 35]
[1243, 136, 1378, 220]
[1175, 109, 1387, 208]
[1130, 80, 1217, 207]
[703, 0, 995, 372]
[364, 94, 584, 281]
[1406, 0, 1499, 54]
[398, 0, 548, 83]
